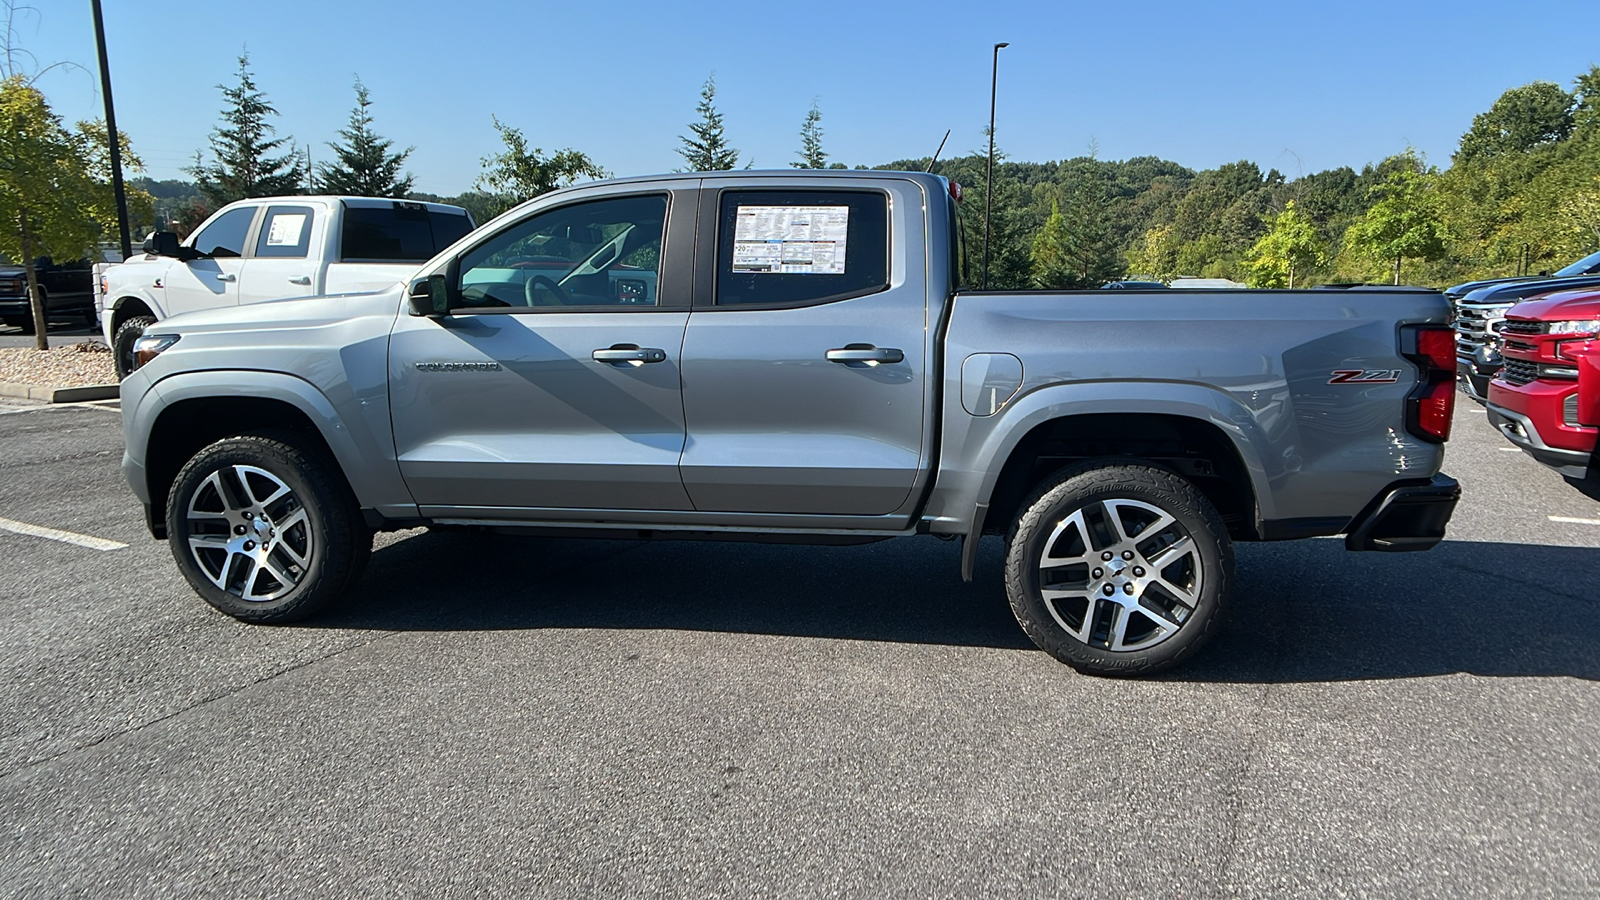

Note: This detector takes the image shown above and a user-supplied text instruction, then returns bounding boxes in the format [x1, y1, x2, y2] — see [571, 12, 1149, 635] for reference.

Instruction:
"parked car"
[1454, 272, 1600, 401]
[101, 196, 474, 377]
[1485, 287, 1600, 483]
[1100, 280, 1168, 290]
[1444, 248, 1600, 302]
[0, 257, 96, 333]
[119, 170, 1460, 677]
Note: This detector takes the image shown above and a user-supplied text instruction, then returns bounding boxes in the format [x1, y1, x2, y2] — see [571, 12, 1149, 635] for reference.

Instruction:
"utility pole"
[982, 41, 1008, 290]
[89, 0, 132, 260]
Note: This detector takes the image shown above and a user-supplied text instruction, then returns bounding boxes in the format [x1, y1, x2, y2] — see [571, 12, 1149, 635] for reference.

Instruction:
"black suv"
[0, 257, 97, 334]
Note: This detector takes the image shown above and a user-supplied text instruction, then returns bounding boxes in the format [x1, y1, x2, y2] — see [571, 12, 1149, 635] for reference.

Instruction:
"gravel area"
[0, 342, 117, 387]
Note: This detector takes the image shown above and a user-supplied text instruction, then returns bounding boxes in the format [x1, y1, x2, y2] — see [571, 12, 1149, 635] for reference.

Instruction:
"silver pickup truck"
[119, 171, 1461, 676]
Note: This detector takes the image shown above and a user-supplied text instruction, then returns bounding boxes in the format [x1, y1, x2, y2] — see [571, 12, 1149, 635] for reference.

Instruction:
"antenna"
[925, 130, 951, 173]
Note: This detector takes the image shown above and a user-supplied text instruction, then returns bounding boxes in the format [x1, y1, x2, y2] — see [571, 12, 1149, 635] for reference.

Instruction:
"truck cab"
[102, 196, 474, 377]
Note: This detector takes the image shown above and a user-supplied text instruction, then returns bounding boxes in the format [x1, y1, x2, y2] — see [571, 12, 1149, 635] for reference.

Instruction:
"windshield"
[1555, 249, 1600, 277]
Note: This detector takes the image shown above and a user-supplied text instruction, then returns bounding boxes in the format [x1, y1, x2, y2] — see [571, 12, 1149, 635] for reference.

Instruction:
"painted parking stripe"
[0, 516, 128, 551]
[1548, 516, 1600, 526]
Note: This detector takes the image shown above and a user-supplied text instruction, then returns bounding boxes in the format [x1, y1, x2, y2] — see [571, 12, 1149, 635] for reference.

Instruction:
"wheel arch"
[952, 382, 1280, 542]
[133, 371, 415, 537]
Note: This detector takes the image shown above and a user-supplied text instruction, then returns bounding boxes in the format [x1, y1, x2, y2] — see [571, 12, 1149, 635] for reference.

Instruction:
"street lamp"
[983, 41, 1008, 290]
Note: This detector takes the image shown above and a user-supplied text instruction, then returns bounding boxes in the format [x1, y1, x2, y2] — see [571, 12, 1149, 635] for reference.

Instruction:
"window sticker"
[731, 205, 848, 274]
[265, 213, 307, 246]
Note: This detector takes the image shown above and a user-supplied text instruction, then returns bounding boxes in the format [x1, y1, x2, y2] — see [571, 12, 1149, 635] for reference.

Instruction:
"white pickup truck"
[101, 196, 474, 377]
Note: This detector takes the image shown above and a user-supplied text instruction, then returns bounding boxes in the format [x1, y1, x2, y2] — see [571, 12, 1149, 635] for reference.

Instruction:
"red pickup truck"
[1486, 288, 1600, 482]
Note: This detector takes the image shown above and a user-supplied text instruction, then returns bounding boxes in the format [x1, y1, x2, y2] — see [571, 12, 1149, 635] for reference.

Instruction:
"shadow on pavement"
[315, 530, 1600, 682]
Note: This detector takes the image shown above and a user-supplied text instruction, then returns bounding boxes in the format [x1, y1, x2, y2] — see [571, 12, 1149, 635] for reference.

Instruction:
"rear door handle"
[826, 344, 903, 365]
[288, 276, 311, 286]
[592, 344, 668, 366]
[215, 272, 236, 283]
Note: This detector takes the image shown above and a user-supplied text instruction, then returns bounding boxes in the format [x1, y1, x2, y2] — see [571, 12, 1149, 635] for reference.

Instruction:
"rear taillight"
[1402, 324, 1455, 443]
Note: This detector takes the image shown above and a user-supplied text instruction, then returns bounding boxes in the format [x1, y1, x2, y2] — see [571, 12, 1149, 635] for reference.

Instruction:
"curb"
[0, 381, 120, 403]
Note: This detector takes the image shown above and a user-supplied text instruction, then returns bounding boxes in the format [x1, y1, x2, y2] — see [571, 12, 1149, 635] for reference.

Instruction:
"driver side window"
[455, 194, 667, 310]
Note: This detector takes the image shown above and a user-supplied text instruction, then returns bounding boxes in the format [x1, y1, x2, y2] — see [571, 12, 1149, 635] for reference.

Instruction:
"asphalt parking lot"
[0, 395, 1596, 898]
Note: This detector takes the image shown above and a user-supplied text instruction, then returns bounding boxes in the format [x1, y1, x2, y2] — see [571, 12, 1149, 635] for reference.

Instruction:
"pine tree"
[186, 53, 306, 205]
[317, 78, 414, 197]
[791, 101, 826, 169]
[677, 75, 739, 171]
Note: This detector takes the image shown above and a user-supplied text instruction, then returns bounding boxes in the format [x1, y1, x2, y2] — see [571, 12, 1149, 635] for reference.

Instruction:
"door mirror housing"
[143, 231, 182, 258]
[409, 273, 454, 317]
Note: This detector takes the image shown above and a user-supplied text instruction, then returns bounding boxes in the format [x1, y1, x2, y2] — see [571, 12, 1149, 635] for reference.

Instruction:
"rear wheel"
[1004, 462, 1233, 676]
[113, 314, 156, 378]
[166, 433, 371, 623]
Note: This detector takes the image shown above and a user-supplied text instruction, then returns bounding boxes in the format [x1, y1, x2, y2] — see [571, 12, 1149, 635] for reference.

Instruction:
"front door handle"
[215, 272, 236, 283]
[288, 275, 311, 285]
[826, 344, 904, 366]
[592, 344, 668, 366]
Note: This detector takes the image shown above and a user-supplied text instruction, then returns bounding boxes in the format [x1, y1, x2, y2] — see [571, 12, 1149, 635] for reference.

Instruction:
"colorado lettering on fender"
[1328, 369, 1401, 384]
[414, 361, 502, 372]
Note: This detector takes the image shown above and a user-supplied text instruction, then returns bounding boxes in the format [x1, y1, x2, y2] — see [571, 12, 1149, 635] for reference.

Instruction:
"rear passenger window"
[254, 205, 315, 258]
[191, 206, 257, 258]
[341, 203, 472, 262]
[714, 190, 888, 307]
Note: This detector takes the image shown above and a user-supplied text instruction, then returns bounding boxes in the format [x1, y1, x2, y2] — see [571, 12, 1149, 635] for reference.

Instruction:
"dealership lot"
[0, 398, 1596, 898]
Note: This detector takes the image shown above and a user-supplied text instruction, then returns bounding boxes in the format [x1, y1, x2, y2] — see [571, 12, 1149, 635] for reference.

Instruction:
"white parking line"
[1497, 448, 1523, 453]
[0, 516, 128, 551]
[1548, 516, 1600, 526]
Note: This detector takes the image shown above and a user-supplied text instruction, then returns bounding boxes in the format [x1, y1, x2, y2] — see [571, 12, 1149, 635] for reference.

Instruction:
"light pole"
[89, 0, 132, 260]
[982, 41, 1008, 290]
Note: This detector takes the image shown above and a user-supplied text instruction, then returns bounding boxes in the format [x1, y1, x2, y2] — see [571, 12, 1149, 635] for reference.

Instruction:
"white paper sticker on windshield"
[732, 205, 848, 274]
[265, 214, 307, 246]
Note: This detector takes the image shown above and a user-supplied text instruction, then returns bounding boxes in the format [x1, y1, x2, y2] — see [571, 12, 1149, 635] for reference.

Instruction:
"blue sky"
[16, 0, 1599, 195]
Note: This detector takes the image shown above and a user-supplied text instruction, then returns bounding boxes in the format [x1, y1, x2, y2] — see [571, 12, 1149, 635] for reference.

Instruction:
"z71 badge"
[1328, 369, 1401, 384]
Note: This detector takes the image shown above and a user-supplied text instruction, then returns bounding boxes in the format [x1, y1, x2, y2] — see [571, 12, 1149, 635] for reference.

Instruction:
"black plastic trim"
[1343, 474, 1460, 552]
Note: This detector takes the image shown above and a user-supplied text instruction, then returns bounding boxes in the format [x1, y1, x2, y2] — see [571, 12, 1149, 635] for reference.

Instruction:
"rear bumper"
[1485, 403, 1594, 479]
[1343, 474, 1460, 552]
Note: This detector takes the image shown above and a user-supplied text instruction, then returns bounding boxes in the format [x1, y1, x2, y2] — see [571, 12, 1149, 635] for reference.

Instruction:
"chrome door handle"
[592, 344, 668, 366]
[826, 344, 903, 365]
[215, 272, 236, 282]
[288, 276, 311, 285]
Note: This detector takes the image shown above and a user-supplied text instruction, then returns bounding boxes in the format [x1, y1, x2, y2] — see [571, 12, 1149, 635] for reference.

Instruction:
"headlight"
[1548, 319, 1600, 335]
[132, 334, 180, 367]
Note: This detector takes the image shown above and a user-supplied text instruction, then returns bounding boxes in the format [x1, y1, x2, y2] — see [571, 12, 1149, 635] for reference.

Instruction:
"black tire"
[1004, 462, 1233, 677]
[82, 304, 99, 328]
[113, 314, 156, 379]
[165, 432, 371, 623]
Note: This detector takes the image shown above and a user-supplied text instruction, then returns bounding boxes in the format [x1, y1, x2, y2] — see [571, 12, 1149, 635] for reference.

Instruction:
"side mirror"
[408, 273, 453, 317]
[144, 231, 181, 258]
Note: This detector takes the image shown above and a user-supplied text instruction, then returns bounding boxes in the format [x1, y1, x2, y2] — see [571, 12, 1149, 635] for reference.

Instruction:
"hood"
[1446, 275, 1537, 297]
[157, 287, 403, 336]
[1463, 273, 1600, 304]
[1506, 288, 1600, 322]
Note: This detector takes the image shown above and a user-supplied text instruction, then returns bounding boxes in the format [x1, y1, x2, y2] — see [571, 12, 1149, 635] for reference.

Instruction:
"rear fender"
[930, 380, 1279, 530]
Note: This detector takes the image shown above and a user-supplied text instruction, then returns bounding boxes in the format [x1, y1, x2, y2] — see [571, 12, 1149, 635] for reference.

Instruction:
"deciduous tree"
[0, 77, 99, 348]
[1344, 151, 1446, 284]
[1246, 201, 1327, 288]
[475, 117, 606, 218]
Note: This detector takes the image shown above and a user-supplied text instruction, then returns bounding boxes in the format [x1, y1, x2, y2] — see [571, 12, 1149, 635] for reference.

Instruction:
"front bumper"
[1485, 403, 1595, 479]
[1456, 357, 1498, 402]
[1343, 474, 1460, 552]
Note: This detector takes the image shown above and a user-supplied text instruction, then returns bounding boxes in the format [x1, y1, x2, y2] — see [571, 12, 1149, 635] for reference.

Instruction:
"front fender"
[106, 289, 166, 343]
[129, 369, 418, 520]
[924, 379, 1282, 531]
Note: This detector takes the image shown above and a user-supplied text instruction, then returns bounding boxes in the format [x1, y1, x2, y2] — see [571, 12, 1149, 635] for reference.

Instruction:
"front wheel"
[166, 433, 371, 623]
[112, 314, 156, 379]
[1004, 463, 1233, 676]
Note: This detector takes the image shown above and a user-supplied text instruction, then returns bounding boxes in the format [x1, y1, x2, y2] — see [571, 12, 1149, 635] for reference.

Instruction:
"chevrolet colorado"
[119, 171, 1461, 675]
